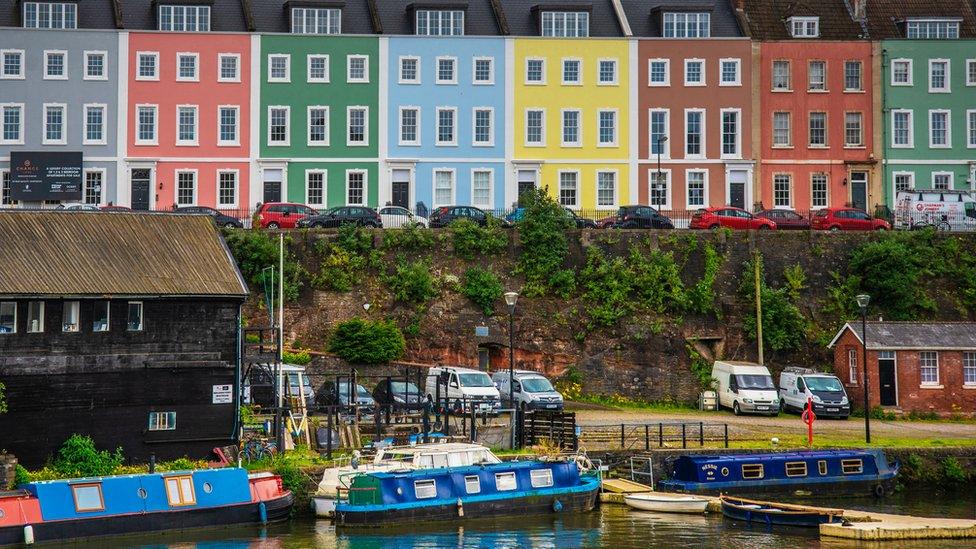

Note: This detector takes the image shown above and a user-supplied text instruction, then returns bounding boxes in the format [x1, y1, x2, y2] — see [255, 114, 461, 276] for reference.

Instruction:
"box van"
[491, 370, 564, 412]
[424, 366, 501, 413]
[711, 361, 779, 416]
[779, 367, 850, 419]
[894, 190, 976, 231]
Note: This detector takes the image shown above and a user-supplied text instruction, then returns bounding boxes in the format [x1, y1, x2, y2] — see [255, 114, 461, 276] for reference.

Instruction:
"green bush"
[312, 244, 364, 292]
[740, 255, 807, 352]
[783, 264, 807, 301]
[382, 222, 435, 251]
[327, 318, 406, 364]
[450, 217, 508, 260]
[13, 464, 29, 487]
[628, 247, 687, 313]
[223, 230, 304, 301]
[461, 267, 503, 315]
[579, 247, 633, 330]
[686, 241, 722, 315]
[387, 259, 438, 304]
[686, 344, 714, 390]
[282, 349, 312, 365]
[335, 222, 374, 257]
[901, 454, 927, 483]
[514, 188, 574, 297]
[940, 456, 968, 484]
[848, 238, 934, 320]
[50, 434, 124, 478]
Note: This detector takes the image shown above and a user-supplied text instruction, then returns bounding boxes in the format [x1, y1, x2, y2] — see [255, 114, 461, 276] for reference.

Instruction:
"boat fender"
[553, 499, 563, 513]
[24, 525, 34, 545]
[873, 484, 886, 498]
[259, 502, 268, 524]
[457, 498, 464, 517]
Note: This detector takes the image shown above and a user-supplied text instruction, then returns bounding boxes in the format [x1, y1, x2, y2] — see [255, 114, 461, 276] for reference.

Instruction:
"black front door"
[878, 358, 897, 406]
[392, 181, 409, 208]
[851, 172, 867, 211]
[729, 183, 745, 209]
[130, 169, 151, 211]
[263, 180, 281, 203]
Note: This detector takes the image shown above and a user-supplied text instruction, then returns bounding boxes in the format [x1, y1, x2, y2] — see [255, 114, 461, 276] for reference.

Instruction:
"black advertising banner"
[9, 151, 83, 201]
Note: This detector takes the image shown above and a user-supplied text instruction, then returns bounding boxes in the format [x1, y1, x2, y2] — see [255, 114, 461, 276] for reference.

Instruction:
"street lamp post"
[504, 291, 519, 448]
[656, 136, 669, 204]
[856, 294, 871, 444]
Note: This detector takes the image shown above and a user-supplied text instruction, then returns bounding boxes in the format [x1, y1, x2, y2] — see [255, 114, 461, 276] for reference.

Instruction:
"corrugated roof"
[739, 0, 866, 40]
[372, 0, 503, 35]
[831, 321, 976, 350]
[252, 0, 379, 34]
[861, 0, 976, 39]
[496, 0, 625, 37]
[0, 0, 120, 29]
[0, 212, 248, 297]
[620, 0, 744, 37]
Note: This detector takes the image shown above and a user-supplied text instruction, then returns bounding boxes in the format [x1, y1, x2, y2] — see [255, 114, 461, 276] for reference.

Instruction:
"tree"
[327, 318, 406, 364]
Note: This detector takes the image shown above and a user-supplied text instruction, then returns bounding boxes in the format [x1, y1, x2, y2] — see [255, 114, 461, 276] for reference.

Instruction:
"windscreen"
[805, 376, 844, 392]
[735, 374, 775, 390]
[391, 381, 420, 394]
[459, 373, 494, 387]
[521, 378, 555, 393]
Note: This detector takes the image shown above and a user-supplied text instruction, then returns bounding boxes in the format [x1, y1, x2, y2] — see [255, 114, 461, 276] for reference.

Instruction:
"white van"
[778, 367, 850, 419]
[894, 190, 976, 231]
[711, 361, 779, 416]
[425, 366, 501, 414]
[491, 370, 564, 412]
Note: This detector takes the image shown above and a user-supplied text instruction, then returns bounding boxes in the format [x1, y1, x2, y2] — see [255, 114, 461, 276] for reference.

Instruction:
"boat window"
[72, 483, 105, 512]
[785, 462, 807, 477]
[464, 475, 481, 494]
[165, 475, 196, 506]
[414, 479, 437, 499]
[495, 472, 517, 491]
[530, 468, 554, 488]
[841, 459, 863, 474]
[431, 453, 449, 468]
[447, 452, 465, 467]
[741, 464, 764, 479]
[818, 460, 828, 475]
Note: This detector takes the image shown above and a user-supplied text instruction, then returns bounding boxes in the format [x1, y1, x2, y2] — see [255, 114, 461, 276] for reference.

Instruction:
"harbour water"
[89, 490, 975, 549]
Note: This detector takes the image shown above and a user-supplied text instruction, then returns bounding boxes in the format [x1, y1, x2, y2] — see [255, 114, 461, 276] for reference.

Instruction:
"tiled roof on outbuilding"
[861, 0, 976, 39]
[738, 0, 866, 40]
[0, 0, 121, 29]
[0, 212, 248, 298]
[119, 0, 250, 31]
[829, 321, 976, 350]
[496, 0, 626, 37]
[372, 0, 504, 35]
[251, 0, 379, 34]
[620, 0, 744, 38]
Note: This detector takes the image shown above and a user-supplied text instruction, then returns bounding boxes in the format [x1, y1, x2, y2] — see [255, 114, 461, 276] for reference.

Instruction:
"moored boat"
[0, 468, 292, 546]
[719, 495, 843, 527]
[623, 493, 711, 514]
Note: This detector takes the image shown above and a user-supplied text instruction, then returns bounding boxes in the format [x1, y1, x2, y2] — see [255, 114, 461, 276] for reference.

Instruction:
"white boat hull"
[624, 493, 710, 514]
[312, 496, 337, 517]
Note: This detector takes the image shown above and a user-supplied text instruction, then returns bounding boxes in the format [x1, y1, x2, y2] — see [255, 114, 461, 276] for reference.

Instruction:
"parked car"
[778, 367, 850, 419]
[56, 203, 100, 211]
[100, 205, 132, 212]
[428, 205, 509, 228]
[424, 366, 501, 413]
[297, 206, 382, 229]
[378, 206, 428, 228]
[894, 190, 976, 231]
[173, 206, 243, 228]
[756, 209, 810, 230]
[690, 207, 777, 230]
[505, 207, 596, 228]
[243, 364, 315, 410]
[612, 205, 674, 229]
[711, 361, 779, 416]
[254, 202, 319, 229]
[810, 208, 890, 231]
[596, 214, 617, 228]
[491, 370, 564, 412]
[317, 381, 376, 414]
[372, 379, 425, 412]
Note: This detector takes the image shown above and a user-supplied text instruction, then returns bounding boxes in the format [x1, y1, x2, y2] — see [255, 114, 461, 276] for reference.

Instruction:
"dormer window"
[789, 17, 819, 38]
[291, 7, 341, 34]
[23, 2, 77, 29]
[158, 4, 211, 32]
[906, 19, 960, 39]
[663, 12, 709, 38]
[541, 11, 589, 37]
[416, 10, 464, 36]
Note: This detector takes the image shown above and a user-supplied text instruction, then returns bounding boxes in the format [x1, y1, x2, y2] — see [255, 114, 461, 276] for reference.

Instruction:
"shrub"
[579, 247, 633, 330]
[515, 188, 574, 297]
[335, 222, 374, 257]
[901, 454, 927, 483]
[327, 318, 406, 364]
[382, 222, 435, 251]
[223, 230, 304, 301]
[450, 217, 508, 260]
[686, 344, 715, 390]
[387, 259, 438, 304]
[312, 244, 363, 292]
[740, 255, 807, 352]
[282, 349, 312, 365]
[628, 247, 687, 313]
[940, 456, 968, 484]
[686, 241, 722, 315]
[848, 238, 934, 320]
[50, 434, 124, 478]
[783, 264, 807, 301]
[461, 267, 503, 315]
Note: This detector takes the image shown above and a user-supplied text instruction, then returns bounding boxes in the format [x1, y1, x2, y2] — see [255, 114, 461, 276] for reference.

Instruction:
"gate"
[518, 411, 577, 451]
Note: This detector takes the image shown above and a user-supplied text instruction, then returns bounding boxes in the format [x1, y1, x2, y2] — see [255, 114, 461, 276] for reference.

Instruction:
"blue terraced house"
[378, 0, 508, 213]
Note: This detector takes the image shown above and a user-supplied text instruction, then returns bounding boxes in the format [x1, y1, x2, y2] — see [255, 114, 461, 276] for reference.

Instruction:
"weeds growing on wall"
[223, 230, 304, 300]
[50, 434, 124, 478]
[740, 254, 807, 352]
[685, 241, 723, 315]
[515, 188, 575, 298]
[461, 267, 504, 315]
[327, 318, 405, 364]
[282, 349, 312, 365]
[450, 218, 508, 260]
[382, 222, 435, 251]
[848, 238, 935, 320]
[387, 258, 438, 304]
[0, 381, 6, 414]
[311, 225, 380, 292]
[686, 344, 716, 390]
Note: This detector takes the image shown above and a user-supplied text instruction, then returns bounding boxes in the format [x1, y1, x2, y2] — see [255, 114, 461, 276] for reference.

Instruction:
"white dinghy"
[624, 492, 711, 514]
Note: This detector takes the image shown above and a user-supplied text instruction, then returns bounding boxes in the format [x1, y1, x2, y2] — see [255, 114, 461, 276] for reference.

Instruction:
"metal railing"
[578, 421, 730, 451]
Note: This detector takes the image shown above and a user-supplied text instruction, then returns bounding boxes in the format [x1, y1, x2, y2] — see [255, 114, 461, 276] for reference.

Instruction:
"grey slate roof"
[831, 321, 976, 350]
[0, 1, 121, 29]
[371, 0, 503, 35]
[120, 0, 250, 31]
[496, 0, 625, 37]
[620, 0, 744, 37]
[252, 0, 379, 34]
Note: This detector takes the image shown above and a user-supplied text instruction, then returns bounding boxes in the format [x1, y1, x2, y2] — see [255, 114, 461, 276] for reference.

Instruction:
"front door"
[517, 169, 537, 206]
[728, 170, 746, 209]
[851, 171, 868, 211]
[391, 169, 410, 209]
[130, 169, 151, 211]
[263, 169, 282, 203]
[878, 355, 897, 406]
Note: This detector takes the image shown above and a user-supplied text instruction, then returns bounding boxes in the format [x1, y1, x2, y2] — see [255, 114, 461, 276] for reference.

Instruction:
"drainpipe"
[880, 48, 888, 210]
[233, 302, 242, 443]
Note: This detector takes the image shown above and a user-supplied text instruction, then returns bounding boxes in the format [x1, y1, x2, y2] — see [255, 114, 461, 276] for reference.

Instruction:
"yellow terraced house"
[511, 37, 632, 214]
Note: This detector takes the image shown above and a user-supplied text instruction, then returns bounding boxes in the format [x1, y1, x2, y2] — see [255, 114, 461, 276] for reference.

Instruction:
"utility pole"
[754, 250, 764, 365]
[276, 233, 285, 452]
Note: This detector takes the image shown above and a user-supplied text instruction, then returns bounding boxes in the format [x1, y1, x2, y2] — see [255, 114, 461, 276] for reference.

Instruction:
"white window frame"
[415, 9, 465, 36]
[561, 57, 582, 85]
[525, 108, 546, 147]
[560, 108, 582, 148]
[267, 105, 290, 147]
[890, 58, 913, 86]
[530, 469, 554, 488]
[175, 104, 199, 146]
[345, 169, 367, 206]
[347, 54, 369, 83]
[306, 105, 330, 147]
[662, 12, 710, 38]
[967, 59, 976, 86]
[720, 108, 741, 159]
[684, 169, 708, 210]
[932, 171, 954, 190]
[524, 57, 546, 85]
[136, 51, 160, 81]
[127, 301, 143, 331]
[432, 168, 456, 207]
[135, 104, 158, 145]
[216, 169, 239, 208]
[928, 109, 951, 148]
[810, 172, 829, 208]
[892, 171, 915, 194]
[0, 103, 26, 145]
[83, 103, 107, 145]
[217, 105, 240, 147]
[83, 168, 105, 207]
[175, 52, 199, 82]
[648, 108, 670, 159]
[928, 59, 950, 93]
[43, 50, 67, 81]
[597, 58, 618, 86]
[435, 106, 458, 146]
[83, 51, 108, 81]
[0, 301, 17, 335]
[963, 352, 976, 387]
[647, 58, 670, 87]
[844, 111, 864, 148]
[808, 60, 827, 91]
[1, 49, 25, 80]
[472, 107, 494, 147]
[596, 169, 618, 208]
[470, 168, 493, 208]
[919, 351, 940, 387]
[808, 111, 828, 148]
[891, 109, 914, 148]
[158, 4, 210, 32]
[597, 108, 618, 148]
[648, 168, 672, 210]
[907, 19, 960, 39]
[23, 2, 78, 29]
[557, 169, 580, 209]
[174, 169, 198, 206]
[773, 173, 793, 209]
[848, 348, 858, 384]
[684, 58, 705, 87]
[843, 60, 863, 92]
[683, 108, 706, 159]
[772, 59, 791, 91]
[398, 56, 420, 84]
[788, 16, 819, 38]
[435, 56, 457, 85]
[42, 102, 66, 145]
[268, 54, 291, 83]
[772, 111, 791, 148]
[398, 106, 421, 146]
[346, 105, 369, 146]
[217, 53, 241, 83]
[148, 412, 176, 431]
[472, 56, 494, 85]
[494, 471, 517, 491]
[290, 6, 342, 35]
[968, 109, 976, 148]
[304, 168, 327, 206]
[306, 54, 330, 83]
[719, 58, 741, 86]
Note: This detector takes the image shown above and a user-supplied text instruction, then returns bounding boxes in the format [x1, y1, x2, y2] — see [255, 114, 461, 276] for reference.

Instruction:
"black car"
[566, 208, 597, 229]
[372, 379, 425, 412]
[174, 206, 243, 228]
[428, 205, 506, 228]
[316, 380, 377, 413]
[612, 205, 674, 229]
[296, 206, 382, 228]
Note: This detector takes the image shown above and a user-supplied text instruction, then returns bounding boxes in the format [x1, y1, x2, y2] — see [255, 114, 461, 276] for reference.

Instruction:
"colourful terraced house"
[256, 0, 379, 209]
[505, 0, 633, 213]
[381, 0, 507, 213]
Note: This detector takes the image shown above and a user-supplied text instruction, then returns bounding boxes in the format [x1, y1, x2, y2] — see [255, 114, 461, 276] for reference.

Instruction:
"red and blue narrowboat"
[0, 468, 292, 546]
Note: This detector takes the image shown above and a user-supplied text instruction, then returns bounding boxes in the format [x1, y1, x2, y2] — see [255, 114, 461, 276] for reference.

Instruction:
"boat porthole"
[396, 487, 403, 495]
[137, 488, 147, 499]
[0, 509, 5, 519]
[203, 482, 213, 494]
[721, 467, 729, 477]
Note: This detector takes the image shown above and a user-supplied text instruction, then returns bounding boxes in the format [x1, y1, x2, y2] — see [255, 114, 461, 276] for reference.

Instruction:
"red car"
[690, 207, 777, 230]
[756, 209, 811, 230]
[810, 208, 890, 231]
[254, 202, 319, 229]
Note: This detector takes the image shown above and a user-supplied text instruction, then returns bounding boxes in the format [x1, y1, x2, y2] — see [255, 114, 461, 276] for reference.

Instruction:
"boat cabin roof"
[676, 449, 883, 465]
[378, 442, 499, 457]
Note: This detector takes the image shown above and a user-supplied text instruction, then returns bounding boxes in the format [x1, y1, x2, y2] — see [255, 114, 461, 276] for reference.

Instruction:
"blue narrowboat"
[0, 468, 292, 546]
[334, 459, 601, 526]
[659, 449, 899, 497]
[719, 495, 844, 527]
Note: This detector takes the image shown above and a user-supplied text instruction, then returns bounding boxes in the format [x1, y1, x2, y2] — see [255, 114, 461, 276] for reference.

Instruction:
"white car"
[56, 202, 100, 211]
[379, 206, 428, 228]
[425, 366, 500, 413]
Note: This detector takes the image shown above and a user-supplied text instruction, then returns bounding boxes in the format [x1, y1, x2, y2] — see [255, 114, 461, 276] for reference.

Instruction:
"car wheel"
[223, 222, 237, 228]
[364, 222, 378, 228]
[829, 226, 840, 232]
[311, 222, 324, 228]
[266, 222, 280, 229]
[733, 401, 741, 416]
[709, 224, 721, 230]
[758, 224, 771, 231]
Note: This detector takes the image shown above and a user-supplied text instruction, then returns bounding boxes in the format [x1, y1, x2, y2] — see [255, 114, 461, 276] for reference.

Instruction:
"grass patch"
[729, 435, 976, 450]
[569, 394, 700, 413]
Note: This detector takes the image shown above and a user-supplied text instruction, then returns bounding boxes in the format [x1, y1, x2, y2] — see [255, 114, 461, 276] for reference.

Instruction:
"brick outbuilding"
[829, 322, 976, 416]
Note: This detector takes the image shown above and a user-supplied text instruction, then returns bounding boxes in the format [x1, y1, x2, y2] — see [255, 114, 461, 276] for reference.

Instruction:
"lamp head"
[659, 135, 669, 143]
[855, 294, 870, 312]
[504, 291, 519, 310]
